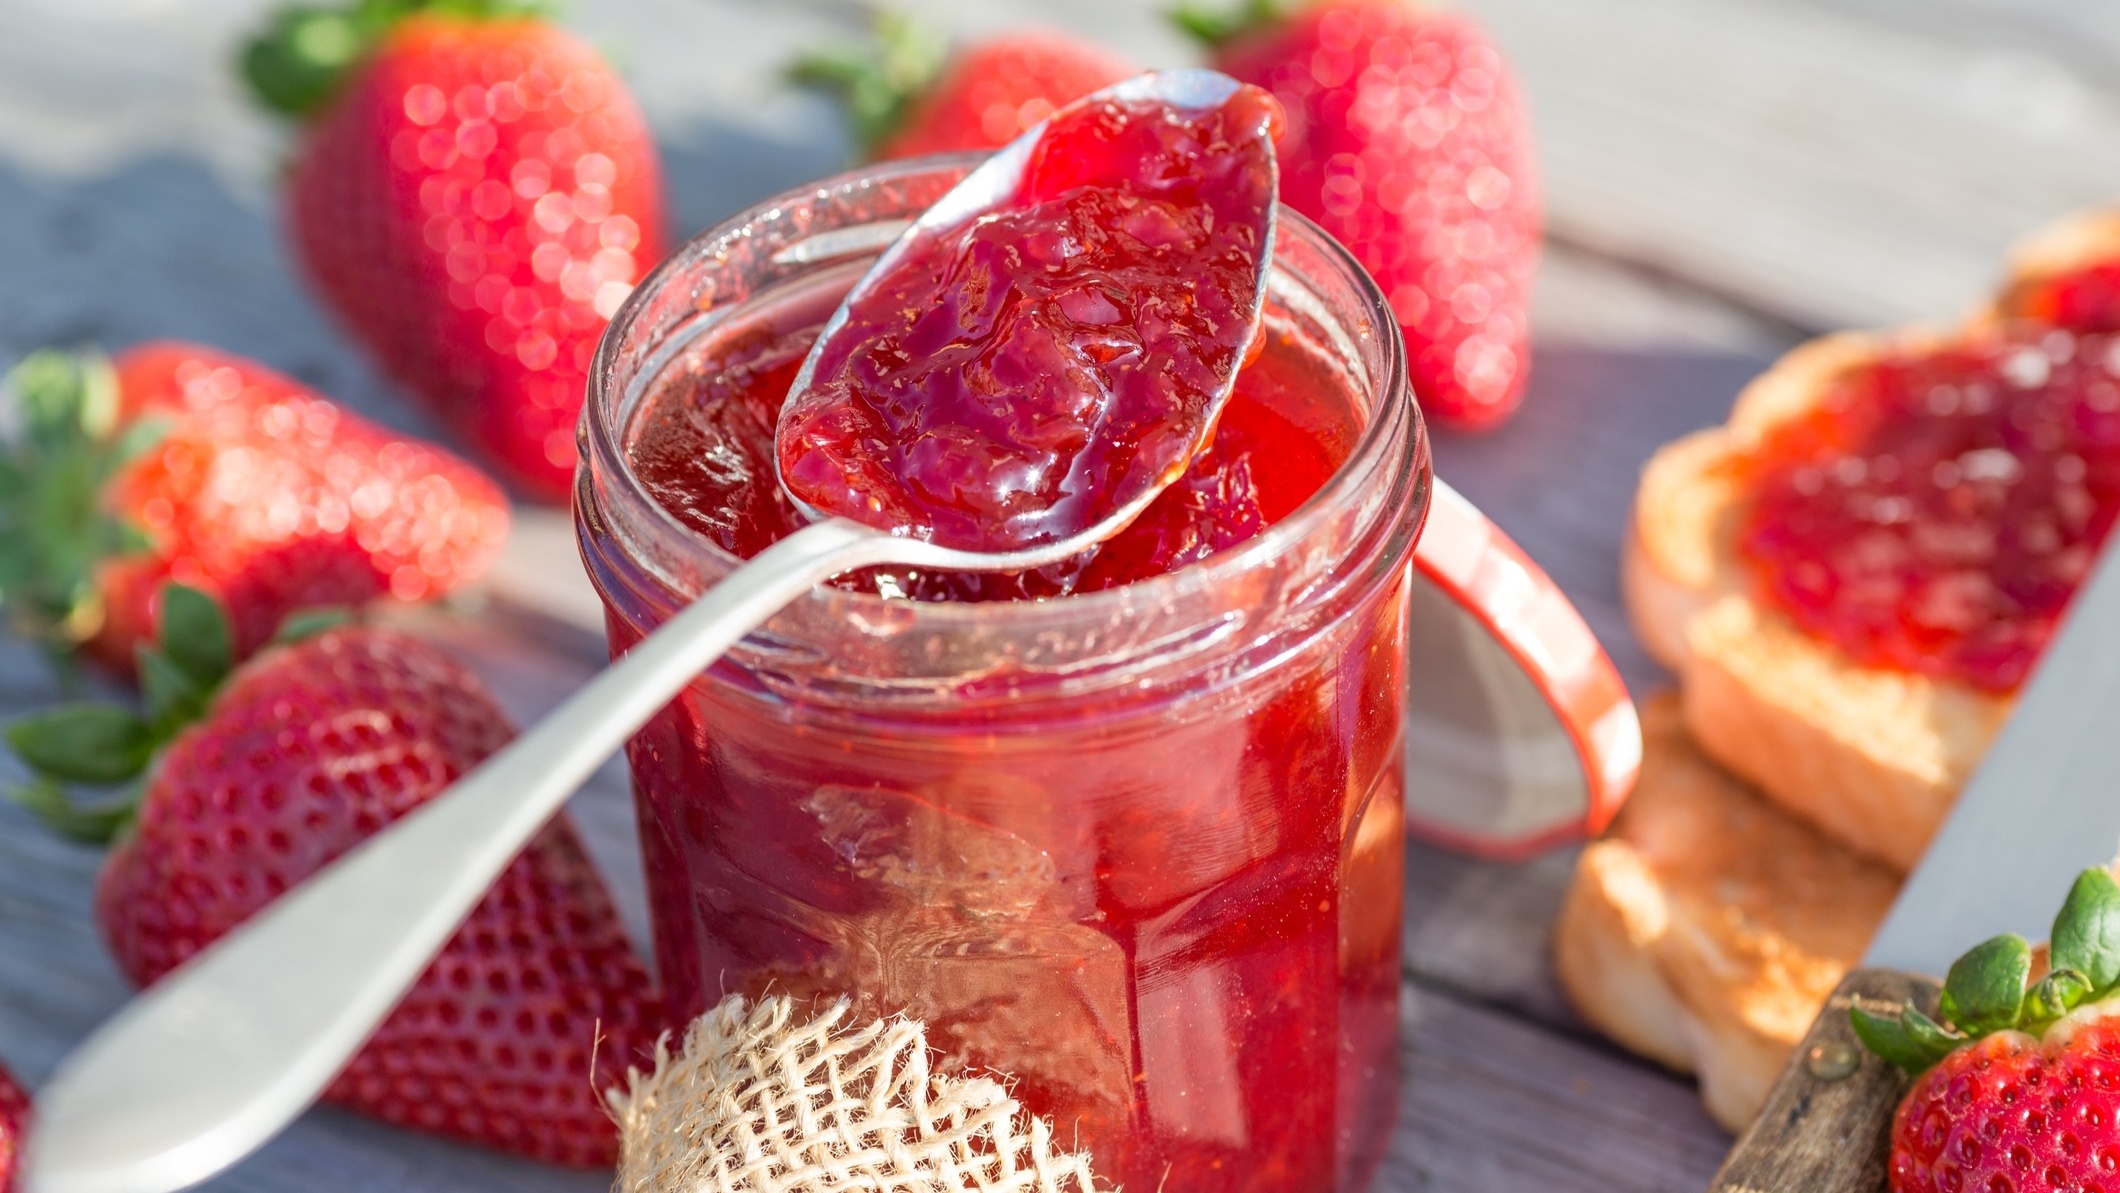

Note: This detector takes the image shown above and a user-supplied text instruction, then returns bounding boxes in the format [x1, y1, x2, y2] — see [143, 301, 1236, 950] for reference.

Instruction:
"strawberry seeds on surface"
[1890, 1019, 2120, 1193]
[775, 77, 1283, 554]
[77, 617, 660, 1166]
[1193, 0, 1541, 431]
[257, 4, 666, 500]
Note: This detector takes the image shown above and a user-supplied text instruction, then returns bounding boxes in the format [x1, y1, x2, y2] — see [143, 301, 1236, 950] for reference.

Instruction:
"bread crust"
[1627, 318, 2042, 869]
[1553, 696, 1900, 1131]
[1995, 209, 2120, 318]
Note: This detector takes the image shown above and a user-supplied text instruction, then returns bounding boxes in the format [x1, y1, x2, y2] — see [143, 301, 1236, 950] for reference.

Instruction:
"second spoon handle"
[24, 517, 896, 1193]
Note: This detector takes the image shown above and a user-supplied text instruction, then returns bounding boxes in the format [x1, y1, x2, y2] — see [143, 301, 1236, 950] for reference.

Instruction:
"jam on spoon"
[776, 73, 1284, 554]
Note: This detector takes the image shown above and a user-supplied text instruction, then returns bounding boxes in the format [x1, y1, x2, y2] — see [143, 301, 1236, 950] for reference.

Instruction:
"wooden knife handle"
[1706, 967, 1941, 1192]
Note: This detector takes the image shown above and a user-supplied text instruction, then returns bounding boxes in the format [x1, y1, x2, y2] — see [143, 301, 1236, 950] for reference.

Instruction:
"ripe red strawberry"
[6, 594, 660, 1165]
[244, 0, 667, 500]
[0, 344, 507, 671]
[1855, 867, 2120, 1193]
[0, 1060, 25, 1193]
[791, 14, 1133, 160]
[1182, 0, 1541, 430]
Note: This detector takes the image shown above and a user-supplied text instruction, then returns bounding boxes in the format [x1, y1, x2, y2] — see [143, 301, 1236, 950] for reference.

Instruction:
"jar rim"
[579, 153, 1425, 643]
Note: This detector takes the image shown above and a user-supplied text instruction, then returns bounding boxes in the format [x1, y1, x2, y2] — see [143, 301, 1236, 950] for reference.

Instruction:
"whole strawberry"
[0, 344, 507, 671]
[1855, 867, 2120, 1193]
[0, 1060, 24, 1193]
[791, 13, 1133, 160]
[1182, 0, 1541, 430]
[244, 0, 666, 500]
[5, 591, 661, 1165]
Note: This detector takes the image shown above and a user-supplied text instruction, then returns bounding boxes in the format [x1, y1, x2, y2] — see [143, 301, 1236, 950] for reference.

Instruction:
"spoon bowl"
[775, 67, 1278, 559]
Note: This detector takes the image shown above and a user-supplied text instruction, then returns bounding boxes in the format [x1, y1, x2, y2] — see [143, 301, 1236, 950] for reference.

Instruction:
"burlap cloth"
[609, 994, 1105, 1193]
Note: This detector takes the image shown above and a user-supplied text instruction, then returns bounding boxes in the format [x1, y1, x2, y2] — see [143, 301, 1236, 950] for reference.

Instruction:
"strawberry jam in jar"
[578, 159, 1423, 1193]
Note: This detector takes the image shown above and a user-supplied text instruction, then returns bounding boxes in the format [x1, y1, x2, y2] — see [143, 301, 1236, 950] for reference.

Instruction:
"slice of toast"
[1629, 209, 2120, 870]
[1625, 325, 2014, 870]
[1553, 694, 1900, 1131]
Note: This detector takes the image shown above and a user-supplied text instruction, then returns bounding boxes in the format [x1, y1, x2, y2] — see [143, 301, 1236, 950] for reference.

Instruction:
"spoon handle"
[24, 518, 894, 1193]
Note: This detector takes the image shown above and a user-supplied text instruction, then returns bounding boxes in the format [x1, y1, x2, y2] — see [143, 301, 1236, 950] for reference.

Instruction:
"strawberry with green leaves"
[0, 343, 506, 674]
[244, 0, 666, 499]
[6, 588, 660, 1165]
[1856, 866, 2120, 1193]
[1179, 0, 1541, 430]
[791, 12, 1134, 161]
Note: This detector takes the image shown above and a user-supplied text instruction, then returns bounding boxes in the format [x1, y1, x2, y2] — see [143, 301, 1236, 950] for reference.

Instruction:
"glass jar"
[577, 158, 1424, 1193]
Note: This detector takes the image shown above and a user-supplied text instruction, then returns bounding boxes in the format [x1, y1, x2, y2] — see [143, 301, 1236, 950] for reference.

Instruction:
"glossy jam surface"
[1740, 327, 2120, 691]
[776, 83, 1281, 552]
[632, 311, 1350, 601]
[613, 300, 1403, 1193]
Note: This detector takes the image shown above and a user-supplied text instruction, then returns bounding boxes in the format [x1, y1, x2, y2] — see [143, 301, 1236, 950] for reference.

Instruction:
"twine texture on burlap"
[609, 995, 1105, 1193]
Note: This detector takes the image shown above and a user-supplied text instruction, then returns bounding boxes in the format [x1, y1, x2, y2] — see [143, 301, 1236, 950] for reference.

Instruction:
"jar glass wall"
[577, 158, 1425, 1193]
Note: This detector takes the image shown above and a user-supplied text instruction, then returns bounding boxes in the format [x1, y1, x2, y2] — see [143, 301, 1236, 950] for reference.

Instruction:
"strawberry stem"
[1855, 866, 2120, 1074]
[786, 10, 948, 160]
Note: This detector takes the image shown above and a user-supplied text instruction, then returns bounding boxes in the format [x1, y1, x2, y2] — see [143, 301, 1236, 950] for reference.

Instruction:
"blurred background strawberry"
[1182, 0, 1541, 430]
[0, 343, 507, 675]
[791, 12, 1135, 160]
[243, 0, 667, 500]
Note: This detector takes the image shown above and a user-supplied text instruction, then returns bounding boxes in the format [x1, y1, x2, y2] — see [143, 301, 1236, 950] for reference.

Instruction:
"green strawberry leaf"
[1169, 0, 1286, 49]
[1851, 1004, 1948, 1075]
[2052, 867, 2120, 997]
[5, 776, 138, 845]
[158, 583, 233, 690]
[1939, 934, 2032, 1036]
[2025, 968, 2094, 1029]
[242, 0, 552, 120]
[0, 349, 158, 659]
[137, 644, 208, 735]
[7, 584, 236, 852]
[271, 606, 354, 645]
[112, 413, 170, 466]
[1900, 1006, 1967, 1064]
[241, 6, 372, 118]
[5, 704, 153, 785]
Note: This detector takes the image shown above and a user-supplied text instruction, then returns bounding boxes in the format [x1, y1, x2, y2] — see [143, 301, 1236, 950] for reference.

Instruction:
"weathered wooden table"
[4, 0, 2118, 1188]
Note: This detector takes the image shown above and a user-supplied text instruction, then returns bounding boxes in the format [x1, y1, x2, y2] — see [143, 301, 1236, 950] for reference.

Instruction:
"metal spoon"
[21, 68, 1275, 1193]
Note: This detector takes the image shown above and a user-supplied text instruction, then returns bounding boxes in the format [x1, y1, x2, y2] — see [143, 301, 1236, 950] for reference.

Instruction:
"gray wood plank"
[1387, 983, 1727, 1193]
[1803, 0, 2120, 97]
[1464, 0, 2120, 331]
